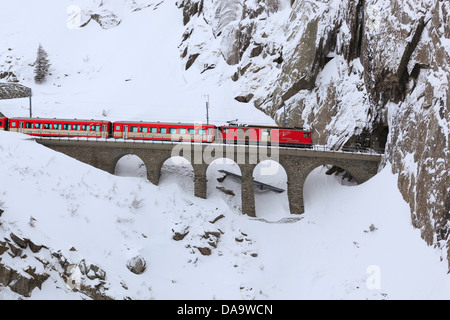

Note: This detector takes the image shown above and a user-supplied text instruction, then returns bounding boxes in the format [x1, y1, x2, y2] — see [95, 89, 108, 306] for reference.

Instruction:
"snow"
[1, 131, 450, 300]
[0, 0, 276, 126]
[1, 0, 450, 300]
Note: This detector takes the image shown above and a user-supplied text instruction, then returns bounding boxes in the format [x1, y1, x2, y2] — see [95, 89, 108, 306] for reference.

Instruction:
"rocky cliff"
[178, 0, 449, 266]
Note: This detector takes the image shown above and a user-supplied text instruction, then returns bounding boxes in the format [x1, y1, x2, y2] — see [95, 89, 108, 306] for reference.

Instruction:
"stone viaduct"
[36, 139, 382, 217]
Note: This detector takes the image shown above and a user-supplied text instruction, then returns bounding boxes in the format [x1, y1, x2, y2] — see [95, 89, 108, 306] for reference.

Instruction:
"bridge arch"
[206, 158, 242, 213]
[160, 156, 195, 196]
[253, 160, 289, 219]
[114, 154, 147, 179]
[279, 157, 378, 215]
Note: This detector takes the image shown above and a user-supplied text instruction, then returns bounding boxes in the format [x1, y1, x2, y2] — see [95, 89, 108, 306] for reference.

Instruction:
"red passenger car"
[218, 125, 312, 148]
[8, 117, 112, 138]
[113, 121, 217, 143]
[0, 116, 7, 131]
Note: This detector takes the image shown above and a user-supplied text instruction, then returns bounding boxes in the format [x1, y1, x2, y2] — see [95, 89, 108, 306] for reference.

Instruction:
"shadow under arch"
[206, 158, 242, 213]
[252, 160, 289, 219]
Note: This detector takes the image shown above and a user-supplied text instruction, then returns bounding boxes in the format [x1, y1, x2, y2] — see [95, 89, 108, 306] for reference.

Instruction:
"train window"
[149, 127, 157, 133]
[54, 124, 62, 130]
[44, 123, 52, 130]
[82, 125, 89, 131]
[92, 125, 99, 131]
[35, 123, 42, 129]
[188, 128, 195, 134]
[198, 129, 205, 135]
[139, 127, 148, 133]
[160, 127, 167, 134]
[11, 122, 16, 127]
[179, 128, 186, 134]
[63, 124, 71, 130]
[169, 128, 177, 134]
[303, 132, 311, 138]
[130, 126, 138, 133]
[73, 124, 81, 130]
[26, 123, 33, 129]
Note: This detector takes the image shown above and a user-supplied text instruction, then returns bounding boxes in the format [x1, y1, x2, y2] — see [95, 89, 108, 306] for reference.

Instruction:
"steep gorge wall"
[179, 0, 450, 266]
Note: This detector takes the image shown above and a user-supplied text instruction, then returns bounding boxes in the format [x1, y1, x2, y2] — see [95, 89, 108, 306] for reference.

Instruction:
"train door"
[123, 125, 128, 139]
[207, 128, 214, 142]
[19, 121, 24, 133]
[102, 124, 107, 138]
[261, 129, 271, 144]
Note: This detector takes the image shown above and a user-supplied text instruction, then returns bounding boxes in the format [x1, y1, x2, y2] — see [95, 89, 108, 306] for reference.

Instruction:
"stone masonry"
[36, 139, 381, 217]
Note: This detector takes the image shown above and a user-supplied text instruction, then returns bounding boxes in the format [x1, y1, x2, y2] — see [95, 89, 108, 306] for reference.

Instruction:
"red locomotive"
[218, 125, 312, 148]
[0, 116, 313, 148]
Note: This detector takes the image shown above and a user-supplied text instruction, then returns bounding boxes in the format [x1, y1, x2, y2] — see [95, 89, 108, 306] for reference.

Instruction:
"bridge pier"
[240, 164, 256, 217]
[287, 179, 305, 215]
[193, 165, 208, 199]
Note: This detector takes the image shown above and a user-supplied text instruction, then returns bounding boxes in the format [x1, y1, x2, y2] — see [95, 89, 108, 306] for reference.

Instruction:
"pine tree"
[34, 44, 50, 84]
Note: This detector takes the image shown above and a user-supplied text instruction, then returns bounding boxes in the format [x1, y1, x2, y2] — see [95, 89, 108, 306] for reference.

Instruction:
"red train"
[0, 116, 312, 148]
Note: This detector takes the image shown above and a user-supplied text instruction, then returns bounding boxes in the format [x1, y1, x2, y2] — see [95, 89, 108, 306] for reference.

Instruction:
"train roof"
[9, 117, 111, 123]
[113, 120, 216, 127]
[222, 124, 309, 131]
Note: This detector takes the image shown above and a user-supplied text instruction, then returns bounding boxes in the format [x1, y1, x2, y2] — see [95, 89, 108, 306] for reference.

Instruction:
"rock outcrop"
[180, 0, 449, 268]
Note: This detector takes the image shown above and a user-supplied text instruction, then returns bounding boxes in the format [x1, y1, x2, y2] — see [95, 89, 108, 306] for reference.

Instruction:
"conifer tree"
[34, 44, 50, 84]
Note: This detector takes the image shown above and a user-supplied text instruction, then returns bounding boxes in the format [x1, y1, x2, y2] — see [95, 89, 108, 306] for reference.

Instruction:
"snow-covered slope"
[1, 0, 449, 300]
[0, 0, 275, 125]
[1, 132, 450, 299]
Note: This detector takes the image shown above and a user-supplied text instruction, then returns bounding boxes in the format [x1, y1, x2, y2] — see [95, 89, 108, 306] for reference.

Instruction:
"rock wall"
[179, 0, 450, 267]
[0, 83, 30, 100]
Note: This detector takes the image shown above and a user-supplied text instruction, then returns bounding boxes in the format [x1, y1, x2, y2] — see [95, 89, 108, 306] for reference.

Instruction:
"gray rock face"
[180, 0, 450, 268]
